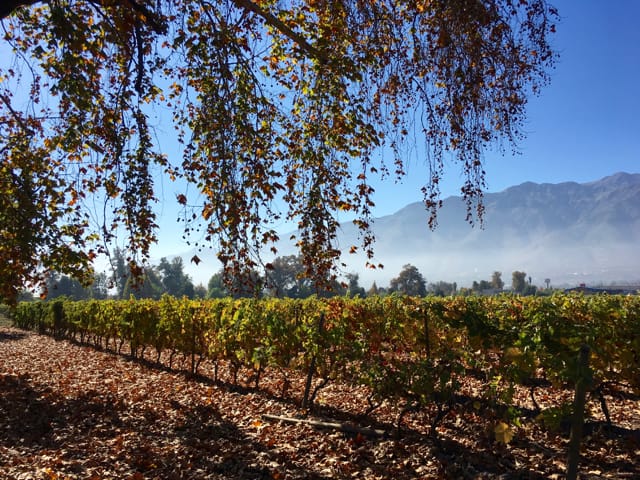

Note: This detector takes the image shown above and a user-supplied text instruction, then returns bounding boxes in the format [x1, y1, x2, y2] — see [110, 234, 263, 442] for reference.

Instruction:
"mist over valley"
[181, 172, 640, 290]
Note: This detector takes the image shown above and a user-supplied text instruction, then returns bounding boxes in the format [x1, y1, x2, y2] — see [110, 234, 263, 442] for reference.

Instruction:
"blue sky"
[161, 0, 640, 258]
[367, 0, 640, 217]
[2, 1, 639, 269]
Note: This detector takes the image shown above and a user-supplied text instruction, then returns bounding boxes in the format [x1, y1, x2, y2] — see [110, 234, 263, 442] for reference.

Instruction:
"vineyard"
[3, 294, 640, 478]
[10, 294, 640, 425]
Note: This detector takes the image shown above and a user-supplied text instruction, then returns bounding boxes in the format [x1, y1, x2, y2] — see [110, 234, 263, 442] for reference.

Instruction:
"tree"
[389, 264, 427, 297]
[89, 271, 109, 299]
[264, 254, 349, 298]
[491, 271, 504, 290]
[0, 0, 558, 304]
[122, 266, 163, 299]
[157, 257, 195, 298]
[109, 247, 130, 299]
[472, 279, 493, 293]
[207, 271, 227, 299]
[45, 271, 109, 300]
[429, 281, 456, 297]
[512, 271, 527, 294]
[208, 267, 263, 299]
[226, 267, 264, 299]
[45, 273, 88, 300]
[193, 283, 207, 299]
[265, 255, 313, 298]
[345, 273, 366, 298]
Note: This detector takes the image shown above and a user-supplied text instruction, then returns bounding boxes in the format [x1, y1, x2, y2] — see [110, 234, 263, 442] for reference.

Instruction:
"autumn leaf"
[494, 421, 514, 445]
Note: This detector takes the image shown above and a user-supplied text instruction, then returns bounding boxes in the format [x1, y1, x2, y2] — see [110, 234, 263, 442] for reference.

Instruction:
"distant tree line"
[41, 250, 547, 301]
[44, 248, 205, 301]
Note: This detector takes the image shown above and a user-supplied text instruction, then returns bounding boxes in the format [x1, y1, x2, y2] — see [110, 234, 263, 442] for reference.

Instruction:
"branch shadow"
[0, 373, 336, 479]
[4, 328, 637, 479]
[0, 329, 26, 343]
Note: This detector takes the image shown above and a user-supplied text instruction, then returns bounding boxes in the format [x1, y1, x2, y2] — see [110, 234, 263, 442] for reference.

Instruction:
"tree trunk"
[566, 344, 591, 480]
[301, 313, 324, 410]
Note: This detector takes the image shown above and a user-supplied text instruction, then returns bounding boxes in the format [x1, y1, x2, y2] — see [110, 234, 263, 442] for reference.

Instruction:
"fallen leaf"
[494, 422, 514, 445]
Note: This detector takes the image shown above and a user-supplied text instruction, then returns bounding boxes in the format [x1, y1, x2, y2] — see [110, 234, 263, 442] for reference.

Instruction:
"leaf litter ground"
[0, 326, 638, 479]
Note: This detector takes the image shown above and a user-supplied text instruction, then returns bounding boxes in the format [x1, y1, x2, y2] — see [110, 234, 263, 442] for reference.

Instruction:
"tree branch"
[0, 93, 33, 135]
[262, 414, 387, 438]
[123, 0, 167, 34]
[229, 0, 326, 63]
[3, 0, 321, 61]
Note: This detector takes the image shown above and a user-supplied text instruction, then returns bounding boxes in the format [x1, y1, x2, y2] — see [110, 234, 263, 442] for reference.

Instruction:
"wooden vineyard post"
[190, 317, 196, 375]
[566, 344, 591, 480]
[302, 312, 325, 411]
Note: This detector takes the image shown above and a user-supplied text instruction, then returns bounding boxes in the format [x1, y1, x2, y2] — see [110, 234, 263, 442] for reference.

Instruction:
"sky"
[2, 1, 639, 283]
[149, 0, 640, 253]
[365, 0, 640, 216]
[155, 0, 640, 285]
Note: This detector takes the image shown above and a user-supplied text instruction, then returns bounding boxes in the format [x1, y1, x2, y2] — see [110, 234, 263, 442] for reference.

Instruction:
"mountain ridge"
[180, 172, 640, 289]
[336, 172, 640, 287]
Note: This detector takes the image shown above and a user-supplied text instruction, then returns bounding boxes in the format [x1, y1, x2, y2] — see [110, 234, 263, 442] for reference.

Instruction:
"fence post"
[566, 344, 591, 480]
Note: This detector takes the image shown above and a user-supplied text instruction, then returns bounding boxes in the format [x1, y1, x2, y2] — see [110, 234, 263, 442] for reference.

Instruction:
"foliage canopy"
[0, 0, 557, 303]
[389, 263, 427, 297]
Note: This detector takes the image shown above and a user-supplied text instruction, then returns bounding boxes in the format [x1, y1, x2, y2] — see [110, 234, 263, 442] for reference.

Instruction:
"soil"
[1, 325, 638, 479]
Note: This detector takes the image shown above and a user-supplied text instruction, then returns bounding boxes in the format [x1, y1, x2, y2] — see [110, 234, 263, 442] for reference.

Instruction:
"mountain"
[335, 172, 640, 288]
[181, 172, 640, 289]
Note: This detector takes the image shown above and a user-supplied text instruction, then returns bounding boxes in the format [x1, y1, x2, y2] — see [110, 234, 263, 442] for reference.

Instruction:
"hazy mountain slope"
[335, 172, 640, 287]
[180, 172, 640, 288]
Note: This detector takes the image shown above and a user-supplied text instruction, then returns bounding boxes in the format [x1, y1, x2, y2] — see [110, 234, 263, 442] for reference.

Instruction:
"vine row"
[11, 294, 640, 430]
